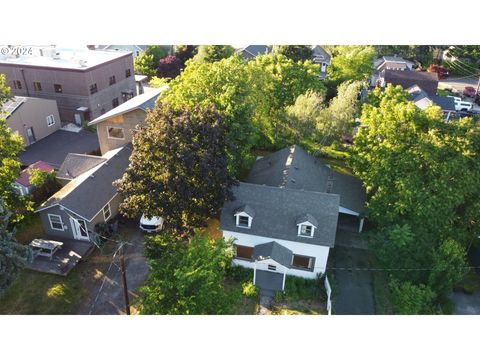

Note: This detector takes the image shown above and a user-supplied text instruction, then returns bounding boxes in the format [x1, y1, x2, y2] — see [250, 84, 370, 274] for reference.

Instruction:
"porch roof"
[253, 241, 293, 268]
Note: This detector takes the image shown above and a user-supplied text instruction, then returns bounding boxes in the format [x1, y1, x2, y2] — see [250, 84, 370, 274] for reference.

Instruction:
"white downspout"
[282, 267, 287, 291]
[359, 217, 365, 233]
[253, 260, 257, 285]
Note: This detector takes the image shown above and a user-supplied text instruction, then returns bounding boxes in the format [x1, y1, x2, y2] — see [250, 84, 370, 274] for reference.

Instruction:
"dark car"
[463, 86, 477, 98]
[428, 64, 449, 79]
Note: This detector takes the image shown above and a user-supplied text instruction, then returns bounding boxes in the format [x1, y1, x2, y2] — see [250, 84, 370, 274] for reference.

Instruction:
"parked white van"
[139, 214, 164, 233]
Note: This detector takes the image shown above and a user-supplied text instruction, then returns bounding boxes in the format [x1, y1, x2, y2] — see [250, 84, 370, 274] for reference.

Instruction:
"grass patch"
[437, 89, 451, 97]
[14, 214, 44, 245]
[0, 269, 85, 314]
[271, 300, 326, 315]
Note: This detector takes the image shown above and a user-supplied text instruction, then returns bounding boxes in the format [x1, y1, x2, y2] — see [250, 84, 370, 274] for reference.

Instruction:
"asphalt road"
[332, 245, 375, 315]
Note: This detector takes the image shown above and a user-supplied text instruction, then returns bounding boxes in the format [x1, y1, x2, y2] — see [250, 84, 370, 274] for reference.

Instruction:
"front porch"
[25, 238, 95, 276]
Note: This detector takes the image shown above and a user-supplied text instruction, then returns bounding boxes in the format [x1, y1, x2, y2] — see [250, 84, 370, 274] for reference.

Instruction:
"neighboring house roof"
[57, 153, 107, 180]
[383, 69, 439, 96]
[407, 85, 456, 112]
[253, 241, 293, 267]
[36, 145, 132, 221]
[19, 129, 100, 169]
[88, 87, 166, 125]
[246, 145, 366, 214]
[2, 96, 27, 117]
[374, 56, 415, 70]
[311, 46, 331, 64]
[220, 182, 340, 247]
[15, 161, 54, 187]
[236, 45, 271, 57]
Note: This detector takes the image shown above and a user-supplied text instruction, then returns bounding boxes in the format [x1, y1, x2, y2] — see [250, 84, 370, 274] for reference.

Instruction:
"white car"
[447, 96, 473, 111]
[139, 214, 164, 233]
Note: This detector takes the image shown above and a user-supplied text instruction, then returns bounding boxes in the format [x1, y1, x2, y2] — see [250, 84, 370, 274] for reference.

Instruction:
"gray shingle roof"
[235, 204, 255, 218]
[383, 70, 438, 96]
[57, 153, 106, 180]
[246, 145, 366, 214]
[36, 145, 132, 220]
[407, 85, 456, 111]
[220, 182, 340, 247]
[88, 87, 166, 125]
[239, 45, 272, 57]
[296, 213, 318, 227]
[253, 241, 293, 267]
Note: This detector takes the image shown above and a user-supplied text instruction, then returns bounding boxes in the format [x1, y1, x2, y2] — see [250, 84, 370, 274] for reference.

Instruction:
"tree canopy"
[327, 45, 375, 84]
[133, 45, 169, 77]
[351, 84, 478, 310]
[192, 45, 235, 63]
[115, 103, 237, 232]
[157, 55, 183, 79]
[0, 75, 31, 222]
[139, 231, 235, 314]
[272, 45, 313, 63]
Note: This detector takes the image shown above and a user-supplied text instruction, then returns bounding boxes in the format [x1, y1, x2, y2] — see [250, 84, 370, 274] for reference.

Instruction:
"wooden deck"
[25, 238, 95, 276]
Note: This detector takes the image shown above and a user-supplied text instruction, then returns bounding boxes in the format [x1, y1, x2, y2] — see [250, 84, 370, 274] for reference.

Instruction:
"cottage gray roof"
[57, 153, 106, 180]
[36, 145, 132, 221]
[246, 145, 366, 214]
[235, 204, 255, 218]
[253, 242, 293, 267]
[296, 213, 318, 227]
[88, 87, 166, 125]
[220, 182, 339, 247]
[236, 45, 272, 57]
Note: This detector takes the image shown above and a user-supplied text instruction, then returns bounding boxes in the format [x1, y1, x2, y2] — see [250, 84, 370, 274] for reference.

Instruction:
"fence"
[324, 275, 332, 315]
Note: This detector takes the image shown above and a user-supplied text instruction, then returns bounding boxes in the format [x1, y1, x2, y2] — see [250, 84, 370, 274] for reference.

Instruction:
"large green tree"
[192, 45, 235, 63]
[0, 199, 33, 295]
[139, 231, 235, 314]
[281, 80, 361, 146]
[351, 84, 479, 308]
[0, 75, 30, 222]
[134, 45, 169, 77]
[327, 45, 375, 83]
[272, 45, 313, 63]
[115, 103, 237, 231]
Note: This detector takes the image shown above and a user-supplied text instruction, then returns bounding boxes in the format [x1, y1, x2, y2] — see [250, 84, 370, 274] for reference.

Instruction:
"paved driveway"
[449, 291, 480, 315]
[77, 226, 149, 315]
[332, 245, 375, 315]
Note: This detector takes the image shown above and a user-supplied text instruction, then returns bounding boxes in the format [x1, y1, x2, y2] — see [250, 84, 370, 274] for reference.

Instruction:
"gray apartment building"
[0, 46, 136, 124]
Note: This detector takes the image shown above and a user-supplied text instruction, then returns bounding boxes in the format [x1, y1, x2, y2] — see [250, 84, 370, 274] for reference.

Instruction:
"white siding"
[224, 230, 330, 279]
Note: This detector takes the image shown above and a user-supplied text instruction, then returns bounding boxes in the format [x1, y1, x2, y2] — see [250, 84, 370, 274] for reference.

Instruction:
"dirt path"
[76, 226, 148, 315]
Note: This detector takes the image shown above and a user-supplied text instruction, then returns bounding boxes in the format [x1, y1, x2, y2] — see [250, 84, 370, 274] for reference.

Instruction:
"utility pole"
[119, 242, 131, 315]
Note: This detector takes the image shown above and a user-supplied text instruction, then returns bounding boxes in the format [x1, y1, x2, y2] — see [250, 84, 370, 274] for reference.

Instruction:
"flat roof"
[0, 46, 132, 70]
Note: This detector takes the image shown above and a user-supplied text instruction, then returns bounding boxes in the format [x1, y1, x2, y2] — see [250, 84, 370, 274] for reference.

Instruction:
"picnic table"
[29, 239, 63, 260]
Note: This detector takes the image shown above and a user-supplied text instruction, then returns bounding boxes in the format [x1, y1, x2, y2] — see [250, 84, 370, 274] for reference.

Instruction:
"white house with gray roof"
[220, 145, 366, 289]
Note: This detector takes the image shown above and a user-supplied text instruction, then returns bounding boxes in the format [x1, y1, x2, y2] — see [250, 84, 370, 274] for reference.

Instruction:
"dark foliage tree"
[115, 103, 237, 232]
[174, 45, 197, 67]
[157, 55, 183, 79]
[272, 45, 313, 63]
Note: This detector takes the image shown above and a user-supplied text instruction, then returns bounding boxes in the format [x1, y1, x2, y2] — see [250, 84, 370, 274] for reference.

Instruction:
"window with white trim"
[48, 214, 64, 231]
[107, 126, 125, 139]
[300, 224, 313, 237]
[235, 245, 253, 260]
[103, 203, 111, 221]
[291, 254, 313, 270]
[46, 114, 55, 127]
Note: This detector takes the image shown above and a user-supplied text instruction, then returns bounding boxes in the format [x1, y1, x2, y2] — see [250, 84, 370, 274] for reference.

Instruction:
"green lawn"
[0, 269, 85, 314]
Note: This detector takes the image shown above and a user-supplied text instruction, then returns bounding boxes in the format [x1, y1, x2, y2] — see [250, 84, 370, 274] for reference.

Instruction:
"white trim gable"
[235, 211, 252, 229]
[296, 221, 316, 237]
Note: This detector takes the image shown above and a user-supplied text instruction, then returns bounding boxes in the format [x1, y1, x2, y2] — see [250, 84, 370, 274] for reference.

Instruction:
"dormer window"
[300, 224, 313, 236]
[296, 213, 318, 238]
[234, 204, 255, 229]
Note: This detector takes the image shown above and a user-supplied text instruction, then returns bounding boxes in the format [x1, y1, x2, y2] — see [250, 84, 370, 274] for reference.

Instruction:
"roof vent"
[291, 179, 296, 183]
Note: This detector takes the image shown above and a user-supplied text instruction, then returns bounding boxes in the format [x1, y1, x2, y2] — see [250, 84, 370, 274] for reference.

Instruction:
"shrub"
[242, 282, 259, 297]
[389, 279, 436, 315]
[463, 283, 475, 295]
[226, 265, 254, 283]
